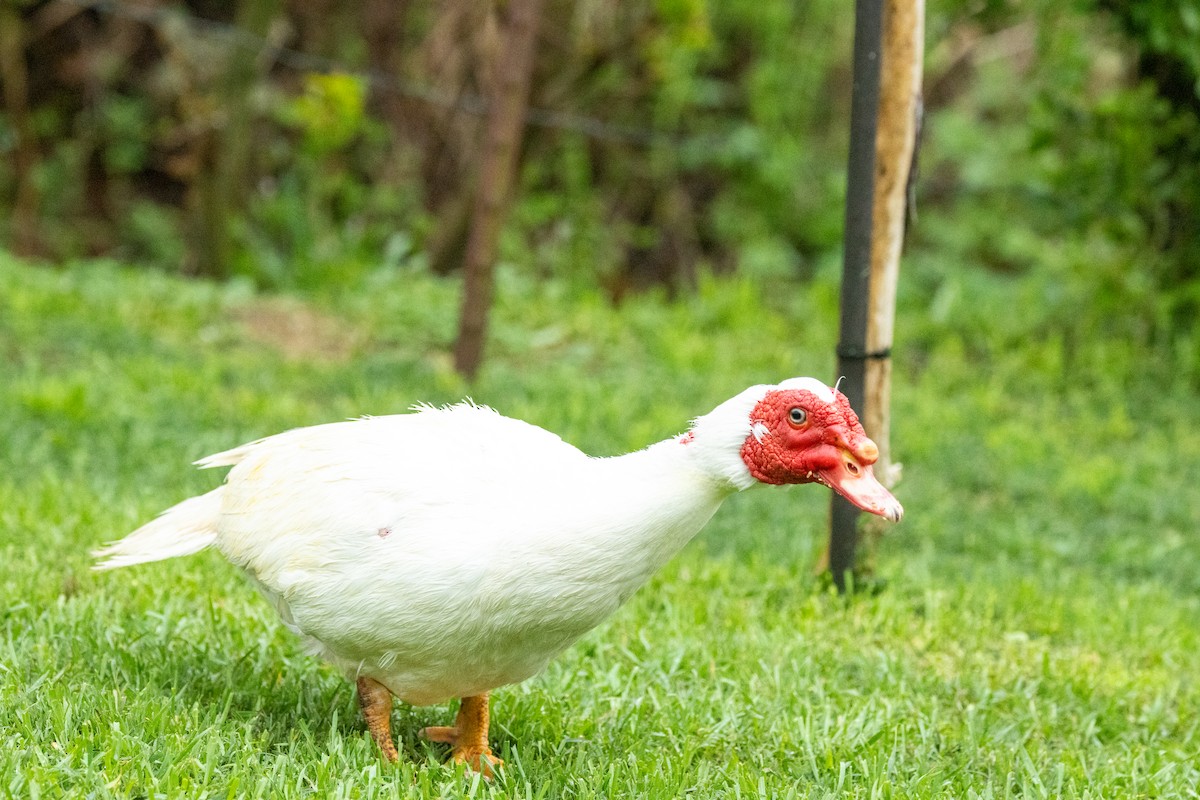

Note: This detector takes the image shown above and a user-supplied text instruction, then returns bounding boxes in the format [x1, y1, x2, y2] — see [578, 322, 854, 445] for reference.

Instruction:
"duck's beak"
[819, 438, 903, 522]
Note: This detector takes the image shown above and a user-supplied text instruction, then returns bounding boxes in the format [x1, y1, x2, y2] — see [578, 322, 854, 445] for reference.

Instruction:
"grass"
[1, 251, 1198, 798]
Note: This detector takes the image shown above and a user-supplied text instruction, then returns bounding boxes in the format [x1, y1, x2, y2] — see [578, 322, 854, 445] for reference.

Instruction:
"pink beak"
[819, 438, 903, 522]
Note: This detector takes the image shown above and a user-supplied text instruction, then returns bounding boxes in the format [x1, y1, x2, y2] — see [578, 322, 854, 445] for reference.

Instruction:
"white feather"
[94, 488, 222, 569]
[777, 376, 835, 403]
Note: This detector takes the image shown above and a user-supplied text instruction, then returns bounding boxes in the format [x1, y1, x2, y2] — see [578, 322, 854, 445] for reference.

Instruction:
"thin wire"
[65, 0, 686, 147]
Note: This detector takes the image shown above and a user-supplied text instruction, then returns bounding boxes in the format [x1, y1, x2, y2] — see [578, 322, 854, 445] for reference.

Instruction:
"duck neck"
[562, 437, 741, 582]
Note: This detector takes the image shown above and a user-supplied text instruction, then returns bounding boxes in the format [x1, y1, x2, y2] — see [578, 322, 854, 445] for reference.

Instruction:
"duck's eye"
[788, 407, 807, 427]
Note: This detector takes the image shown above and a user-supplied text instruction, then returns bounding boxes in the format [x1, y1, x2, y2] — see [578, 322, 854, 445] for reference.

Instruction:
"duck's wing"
[205, 405, 588, 580]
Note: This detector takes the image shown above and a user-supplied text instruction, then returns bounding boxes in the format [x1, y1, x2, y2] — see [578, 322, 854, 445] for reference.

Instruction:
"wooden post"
[829, 0, 923, 590]
[829, 0, 885, 592]
[865, 0, 924, 487]
[453, 0, 545, 380]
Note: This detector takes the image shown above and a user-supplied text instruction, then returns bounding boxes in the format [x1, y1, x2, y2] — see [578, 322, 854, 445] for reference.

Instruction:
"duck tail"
[93, 487, 222, 570]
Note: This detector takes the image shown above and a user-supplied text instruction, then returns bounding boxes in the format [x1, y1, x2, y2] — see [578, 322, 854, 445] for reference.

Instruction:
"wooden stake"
[829, 0, 884, 591]
[865, 0, 924, 488]
[829, 0, 923, 588]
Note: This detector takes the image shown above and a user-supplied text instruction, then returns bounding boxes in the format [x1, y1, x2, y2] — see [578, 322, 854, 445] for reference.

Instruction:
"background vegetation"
[1, 0, 1198, 796]
[2, 0, 1199, 356]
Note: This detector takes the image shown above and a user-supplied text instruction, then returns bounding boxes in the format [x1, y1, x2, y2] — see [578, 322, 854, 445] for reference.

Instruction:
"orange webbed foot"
[421, 694, 502, 778]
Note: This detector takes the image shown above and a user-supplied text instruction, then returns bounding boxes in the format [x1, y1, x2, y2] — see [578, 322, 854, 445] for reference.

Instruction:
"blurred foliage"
[284, 72, 369, 156]
[912, 0, 1200, 378]
[0, 0, 1197, 378]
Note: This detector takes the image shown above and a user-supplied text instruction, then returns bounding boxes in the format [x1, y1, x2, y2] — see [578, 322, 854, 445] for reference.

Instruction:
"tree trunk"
[0, 5, 41, 256]
[188, 0, 280, 278]
[453, 0, 545, 379]
[362, 0, 413, 133]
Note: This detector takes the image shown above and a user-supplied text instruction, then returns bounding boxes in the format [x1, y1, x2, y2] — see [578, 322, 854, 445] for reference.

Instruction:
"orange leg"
[357, 677, 399, 761]
[419, 693, 502, 777]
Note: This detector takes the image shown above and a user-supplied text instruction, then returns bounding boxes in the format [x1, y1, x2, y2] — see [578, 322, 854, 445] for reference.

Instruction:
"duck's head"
[685, 377, 903, 522]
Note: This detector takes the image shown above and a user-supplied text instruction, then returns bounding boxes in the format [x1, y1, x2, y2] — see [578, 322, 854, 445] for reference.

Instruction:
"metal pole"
[830, 0, 885, 592]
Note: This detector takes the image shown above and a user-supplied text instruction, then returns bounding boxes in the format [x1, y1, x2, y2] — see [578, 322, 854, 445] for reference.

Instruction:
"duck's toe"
[452, 747, 503, 779]
[418, 725, 459, 745]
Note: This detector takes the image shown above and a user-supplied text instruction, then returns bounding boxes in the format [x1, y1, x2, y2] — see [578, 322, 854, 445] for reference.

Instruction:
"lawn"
[1, 252, 1197, 798]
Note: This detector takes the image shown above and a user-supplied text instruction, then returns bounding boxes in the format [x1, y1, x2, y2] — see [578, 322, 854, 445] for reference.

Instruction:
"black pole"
[830, 0, 885, 592]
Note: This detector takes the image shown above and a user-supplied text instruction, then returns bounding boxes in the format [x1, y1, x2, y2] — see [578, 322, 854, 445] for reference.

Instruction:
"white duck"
[95, 377, 902, 774]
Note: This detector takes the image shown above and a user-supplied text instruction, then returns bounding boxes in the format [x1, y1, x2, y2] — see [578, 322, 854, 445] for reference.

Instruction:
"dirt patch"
[230, 298, 363, 362]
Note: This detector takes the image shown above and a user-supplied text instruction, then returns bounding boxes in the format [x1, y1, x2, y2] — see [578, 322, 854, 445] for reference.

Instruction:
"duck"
[95, 377, 903, 775]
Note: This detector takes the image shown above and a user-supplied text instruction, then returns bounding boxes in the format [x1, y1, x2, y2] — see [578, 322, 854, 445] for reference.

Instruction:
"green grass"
[2, 252, 1198, 798]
